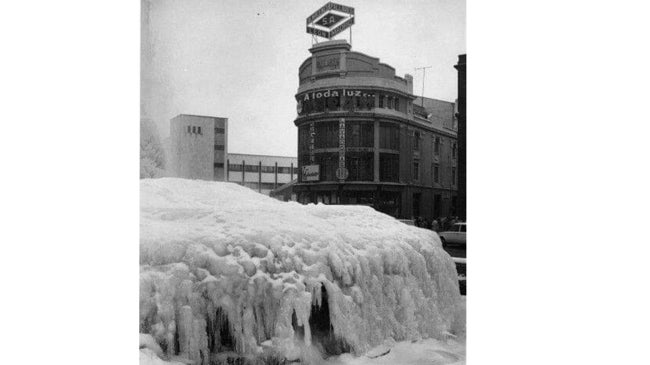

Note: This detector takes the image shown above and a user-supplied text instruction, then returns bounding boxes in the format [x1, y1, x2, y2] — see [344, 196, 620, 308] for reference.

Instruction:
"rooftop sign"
[306, 2, 355, 40]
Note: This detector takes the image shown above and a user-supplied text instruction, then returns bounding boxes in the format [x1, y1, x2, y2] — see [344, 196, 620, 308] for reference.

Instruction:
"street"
[444, 245, 466, 258]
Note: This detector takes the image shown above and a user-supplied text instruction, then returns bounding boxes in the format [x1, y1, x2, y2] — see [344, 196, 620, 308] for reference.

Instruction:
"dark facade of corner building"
[293, 40, 458, 220]
[454, 54, 466, 221]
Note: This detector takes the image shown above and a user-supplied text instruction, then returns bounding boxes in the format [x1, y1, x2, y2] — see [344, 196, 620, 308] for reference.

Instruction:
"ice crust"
[140, 178, 462, 364]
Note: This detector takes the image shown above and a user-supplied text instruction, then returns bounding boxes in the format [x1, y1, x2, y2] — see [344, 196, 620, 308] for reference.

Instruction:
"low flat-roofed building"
[226, 154, 298, 196]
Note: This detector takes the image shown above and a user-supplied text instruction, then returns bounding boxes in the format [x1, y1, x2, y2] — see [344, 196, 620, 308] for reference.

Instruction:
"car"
[398, 219, 415, 226]
[438, 222, 466, 248]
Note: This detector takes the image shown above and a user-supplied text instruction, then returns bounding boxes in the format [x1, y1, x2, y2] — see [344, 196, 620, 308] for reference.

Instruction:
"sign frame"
[301, 165, 320, 182]
[306, 2, 355, 40]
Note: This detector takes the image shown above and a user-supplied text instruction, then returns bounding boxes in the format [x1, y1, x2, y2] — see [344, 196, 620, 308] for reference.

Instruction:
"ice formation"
[140, 178, 462, 364]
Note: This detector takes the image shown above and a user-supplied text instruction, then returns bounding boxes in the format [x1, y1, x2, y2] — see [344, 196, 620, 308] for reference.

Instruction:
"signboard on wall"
[309, 122, 315, 163]
[301, 165, 320, 181]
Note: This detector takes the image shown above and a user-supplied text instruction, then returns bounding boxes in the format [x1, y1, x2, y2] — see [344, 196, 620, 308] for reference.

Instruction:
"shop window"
[315, 152, 338, 181]
[346, 152, 373, 181]
[346, 121, 373, 148]
[379, 123, 400, 150]
[379, 153, 399, 182]
[314, 121, 338, 149]
[299, 126, 310, 153]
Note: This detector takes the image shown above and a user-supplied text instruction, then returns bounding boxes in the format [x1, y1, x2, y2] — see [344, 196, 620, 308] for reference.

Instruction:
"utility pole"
[414, 66, 432, 107]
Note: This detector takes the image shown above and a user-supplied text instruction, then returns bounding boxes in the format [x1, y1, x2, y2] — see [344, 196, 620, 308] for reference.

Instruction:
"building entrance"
[412, 192, 421, 218]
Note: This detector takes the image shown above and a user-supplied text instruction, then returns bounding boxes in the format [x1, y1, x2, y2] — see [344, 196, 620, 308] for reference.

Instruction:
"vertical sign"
[309, 122, 315, 164]
[336, 118, 349, 181]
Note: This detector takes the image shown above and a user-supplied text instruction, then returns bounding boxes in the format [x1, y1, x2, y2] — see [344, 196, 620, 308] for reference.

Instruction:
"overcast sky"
[142, 0, 465, 156]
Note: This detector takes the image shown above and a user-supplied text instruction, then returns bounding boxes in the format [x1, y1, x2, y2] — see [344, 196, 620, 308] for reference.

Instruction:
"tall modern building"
[292, 40, 458, 220]
[169, 114, 227, 181]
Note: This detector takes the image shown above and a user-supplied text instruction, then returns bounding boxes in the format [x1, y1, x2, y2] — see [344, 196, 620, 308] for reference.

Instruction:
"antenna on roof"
[414, 66, 432, 107]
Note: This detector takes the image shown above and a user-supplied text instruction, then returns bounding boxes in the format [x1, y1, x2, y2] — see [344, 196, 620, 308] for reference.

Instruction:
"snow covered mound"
[140, 178, 462, 364]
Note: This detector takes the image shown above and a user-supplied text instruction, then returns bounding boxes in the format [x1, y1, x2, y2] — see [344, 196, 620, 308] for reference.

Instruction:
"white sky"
[142, 0, 465, 156]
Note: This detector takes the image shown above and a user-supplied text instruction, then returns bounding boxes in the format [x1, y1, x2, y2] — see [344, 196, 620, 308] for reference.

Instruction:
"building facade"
[293, 40, 458, 220]
[169, 114, 227, 181]
[454, 54, 466, 220]
[226, 154, 297, 196]
[169, 114, 297, 196]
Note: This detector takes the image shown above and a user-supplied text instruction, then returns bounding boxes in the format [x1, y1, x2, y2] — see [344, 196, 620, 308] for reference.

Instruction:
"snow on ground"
[140, 178, 464, 364]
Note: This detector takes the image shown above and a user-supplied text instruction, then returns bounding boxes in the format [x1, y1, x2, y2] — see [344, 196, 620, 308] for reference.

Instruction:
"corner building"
[294, 40, 458, 220]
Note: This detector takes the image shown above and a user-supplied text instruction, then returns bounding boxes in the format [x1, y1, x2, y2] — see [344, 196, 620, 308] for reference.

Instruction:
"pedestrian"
[431, 218, 439, 232]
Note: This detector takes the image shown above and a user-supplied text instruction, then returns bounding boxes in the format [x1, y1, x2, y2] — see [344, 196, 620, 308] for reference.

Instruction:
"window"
[346, 121, 373, 148]
[197, 126, 202, 134]
[346, 152, 374, 181]
[434, 137, 440, 155]
[459, 225, 466, 233]
[379, 123, 400, 150]
[433, 164, 439, 183]
[214, 163, 224, 168]
[413, 131, 420, 150]
[244, 164, 259, 173]
[412, 160, 420, 181]
[452, 143, 457, 159]
[215, 128, 225, 134]
[315, 153, 338, 181]
[314, 121, 338, 148]
[299, 126, 310, 153]
[394, 97, 400, 111]
[229, 164, 243, 171]
[278, 166, 292, 174]
[379, 153, 399, 182]
[192, 126, 196, 133]
[214, 145, 224, 151]
[261, 166, 275, 173]
[378, 95, 384, 108]
[452, 167, 456, 185]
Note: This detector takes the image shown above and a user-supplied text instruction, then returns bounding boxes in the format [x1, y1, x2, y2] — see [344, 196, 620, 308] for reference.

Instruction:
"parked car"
[438, 222, 466, 248]
[398, 219, 415, 226]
